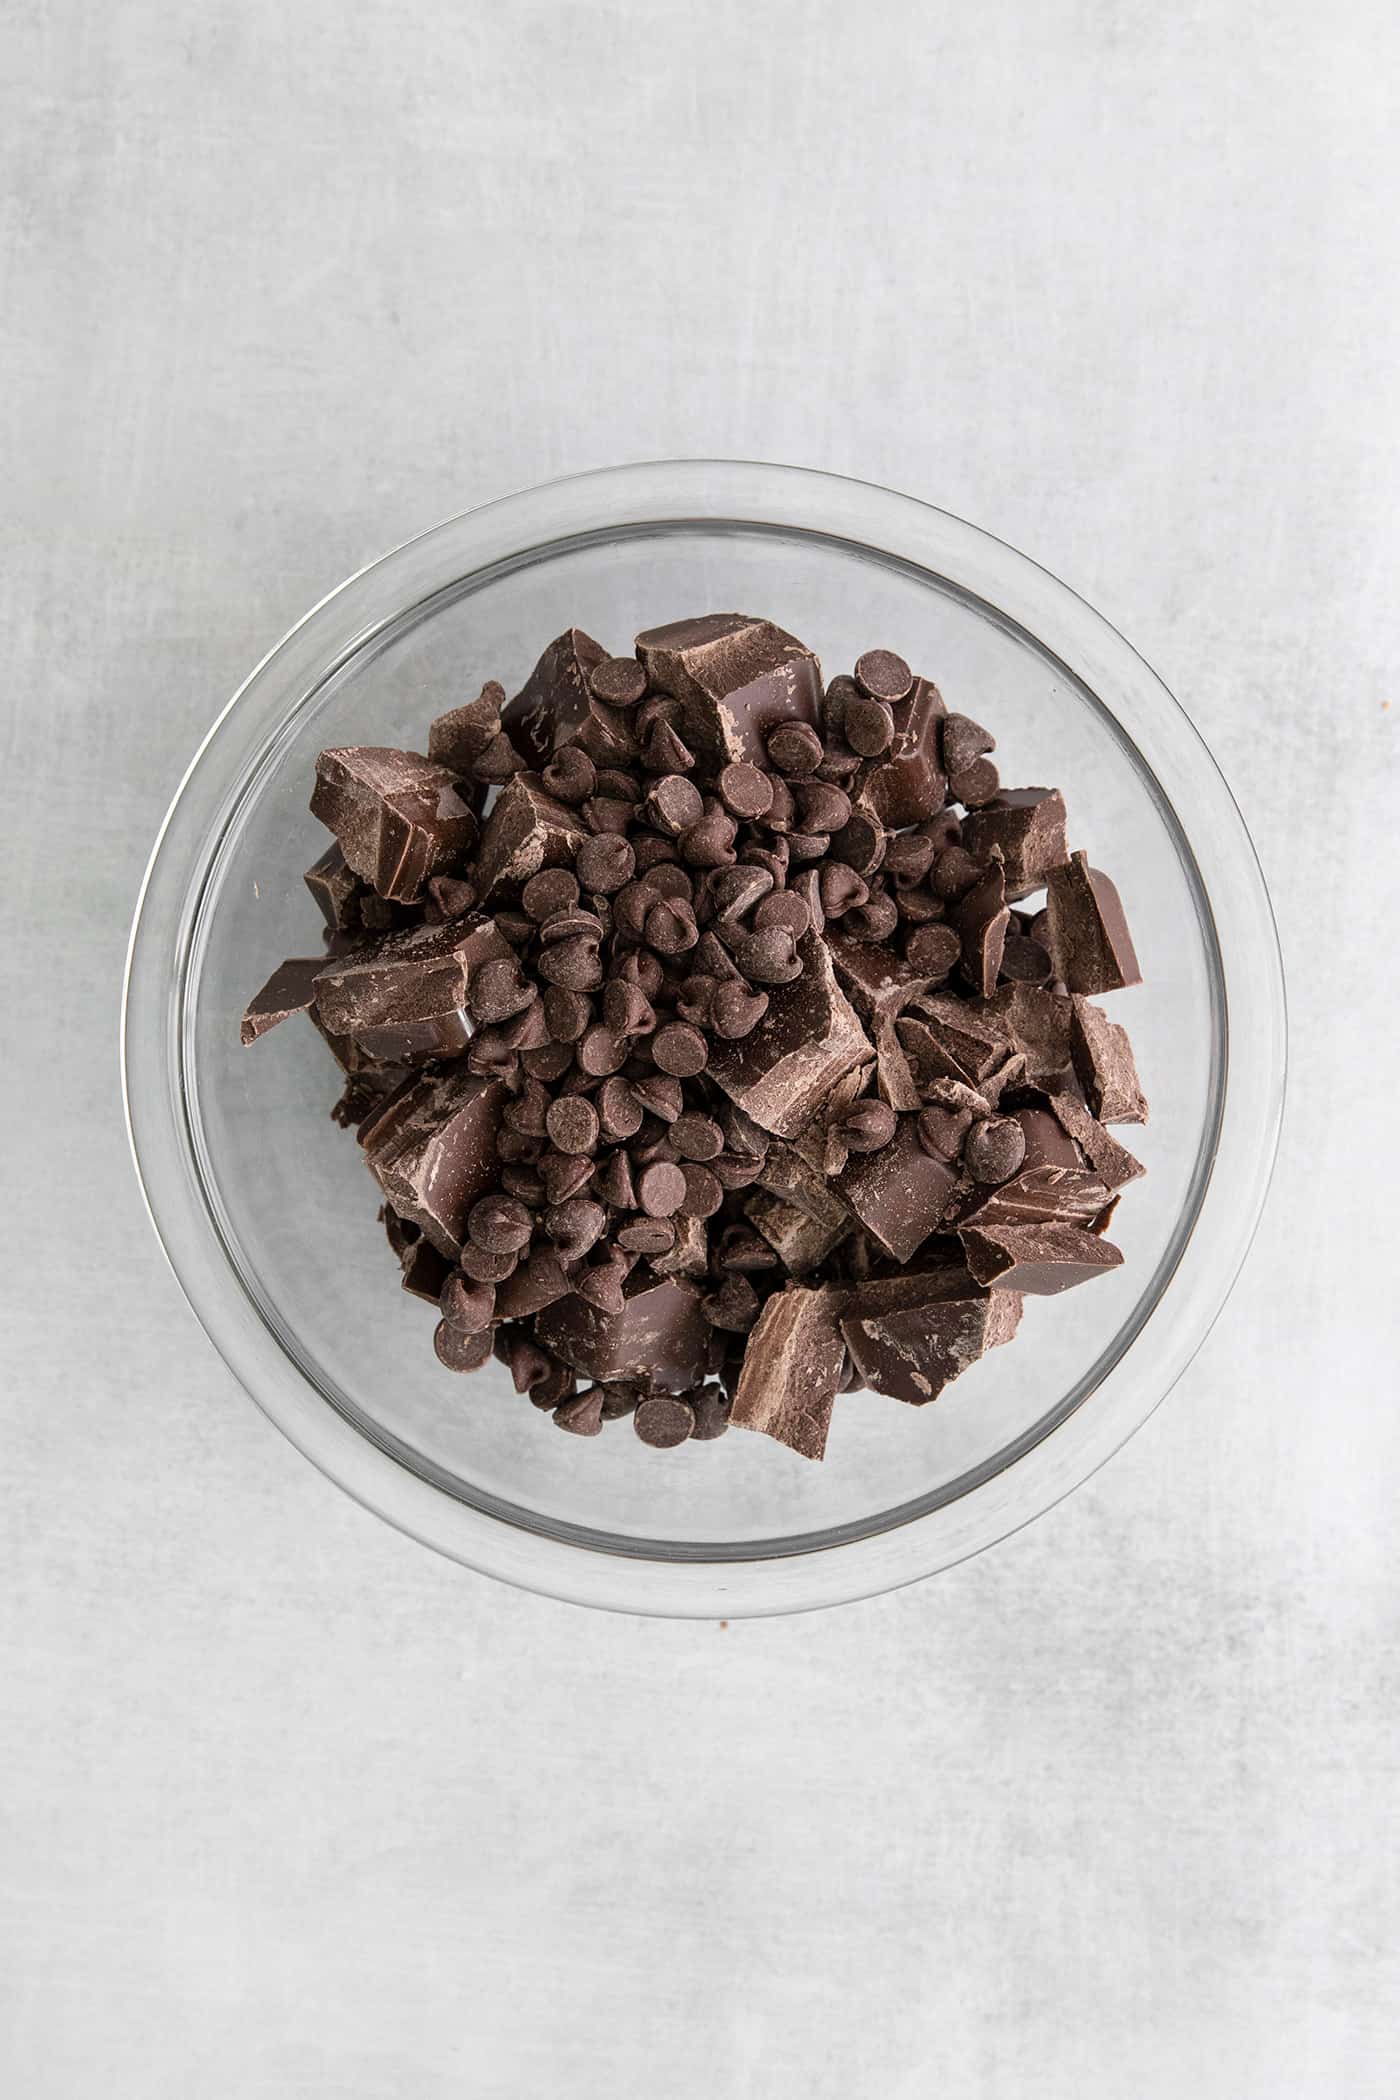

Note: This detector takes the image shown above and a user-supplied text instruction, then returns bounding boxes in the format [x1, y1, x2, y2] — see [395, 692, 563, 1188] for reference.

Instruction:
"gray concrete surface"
[5, 2, 1398, 2093]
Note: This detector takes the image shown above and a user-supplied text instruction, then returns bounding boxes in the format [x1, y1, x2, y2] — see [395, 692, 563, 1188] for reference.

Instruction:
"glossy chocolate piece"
[360, 1068, 510, 1257]
[303, 843, 362, 932]
[708, 931, 873, 1139]
[636, 614, 823, 769]
[839, 1266, 1022, 1404]
[951, 857, 1009, 998]
[959, 1219, 1123, 1294]
[1069, 995, 1148, 1124]
[239, 956, 323, 1045]
[472, 772, 588, 901]
[310, 747, 476, 904]
[500, 628, 608, 767]
[1045, 850, 1142, 994]
[961, 788, 1069, 896]
[730, 1286, 846, 1460]
[535, 1273, 710, 1391]
[835, 1115, 959, 1262]
[313, 916, 512, 1063]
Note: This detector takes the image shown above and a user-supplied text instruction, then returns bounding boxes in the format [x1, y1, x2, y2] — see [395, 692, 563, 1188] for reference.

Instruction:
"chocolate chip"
[633, 1394, 695, 1447]
[753, 890, 811, 940]
[734, 927, 802, 985]
[521, 1041, 576, 1083]
[553, 1386, 606, 1435]
[588, 656, 648, 707]
[679, 1163, 724, 1218]
[541, 747, 597, 804]
[951, 757, 1000, 808]
[459, 1241, 520, 1284]
[794, 781, 852, 835]
[644, 896, 699, 955]
[883, 833, 938, 885]
[538, 906, 605, 944]
[702, 1275, 760, 1330]
[597, 1075, 644, 1141]
[1000, 931, 1054, 984]
[576, 832, 635, 894]
[844, 696, 895, 756]
[542, 986, 591, 1042]
[544, 1197, 607, 1259]
[711, 982, 769, 1039]
[843, 893, 899, 943]
[841, 1099, 897, 1153]
[680, 806, 738, 869]
[671, 1112, 724, 1161]
[638, 1161, 687, 1216]
[583, 795, 635, 835]
[540, 1151, 595, 1204]
[854, 649, 914, 703]
[440, 1274, 496, 1330]
[689, 1383, 732, 1439]
[651, 1023, 708, 1077]
[467, 1193, 534, 1254]
[578, 1023, 627, 1076]
[536, 936, 603, 992]
[593, 1148, 637, 1209]
[707, 865, 774, 921]
[544, 1095, 600, 1155]
[828, 811, 886, 875]
[434, 1320, 495, 1373]
[602, 978, 654, 1038]
[468, 957, 534, 1023]
[932, 846, 982, 901]
[646, 773, 704, 836]
[964, 1115, 1028, 1183]
[631, 1073, 683, 1121]
[906, 923, 961, 976]
[717, 763, 774, 819]
[766, 722, 825, 778]
[617, 1217, 676, 1256]
[641, 861, 693, 903]
[941, 713, 995, 775]
[642, 718, 695, 773]
[818, 862, 869, 918]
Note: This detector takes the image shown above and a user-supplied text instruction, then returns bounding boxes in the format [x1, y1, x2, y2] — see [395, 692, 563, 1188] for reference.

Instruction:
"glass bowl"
[122, 461, 1285, 1617]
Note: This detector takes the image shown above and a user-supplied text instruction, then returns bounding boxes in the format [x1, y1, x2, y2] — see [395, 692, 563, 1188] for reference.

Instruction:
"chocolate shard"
[473, 772, 588, 902]
[500, 628, 608, 767]
[959, 1219, 1124, 1294]
[827, 933, 944, 1025]
[1069, 995, 1148, 1124]
[961, 788, 1069, 897]
[873, 1019, 922, 1112]
[835, 1116, 959, 1262]
[313, 916, 513, 1062]
[1045, 1091, 1145, 1191]
[839, 1266, 1022, 1405]
[428, 679, 508, 778]
[651, 1212, 710, 1279]
[855, 675, 948, 828]
[310, 747, 476, 904]
[708, 930, 874, 1139]
[951, 855, 1009, 998]
[535, 1273, 710, 1391]
[1045, 850, 1142, 994]
[636, 614, 823, 769]
[957, 1107, 1110, 1229]
[730, 1285, 846, 1460]
[976, 983, 1075, 1092]
[897, 995, 1013, 1089]
[745, 1190, 848, 1274]
[240, 956, 323, 1045]
[303, 843, 362, 932]
[360, 1068, 510, 1257]
[399, 1237, 451, 1306]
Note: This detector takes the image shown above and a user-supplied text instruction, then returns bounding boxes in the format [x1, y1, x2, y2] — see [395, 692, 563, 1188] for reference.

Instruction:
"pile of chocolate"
[242, 615, 1147, 1460]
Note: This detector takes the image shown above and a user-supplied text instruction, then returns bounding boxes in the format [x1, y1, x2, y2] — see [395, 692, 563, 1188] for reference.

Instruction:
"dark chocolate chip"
[542, 986, 591, 1043]
[651, 1023, 708, 1077]
[766, 723, 825, 777]
[467, 1193, 534, 1254]
[578, 1023, 627, 1076]
[710, 982, 769, 1039]
[638, 1161, 688, 1217]
[963, 1115, 1028, 1184]
[717, 763, 774, 819]
[588, 657, 648, 707]
[854, 649, 914, 703]
[544, 1095, 600, 1155]
[646, 773, 705, 836]
[544, 1198, 607, 1259]
[634, 1394, 695, 1447]
[576, 832, 636, 894]
[434, 1320, 495, 1373]
[553, 1386, 606, 1435]
[840, 1098, 898, 1153]
[440, 1274, 496, 1331]
[844, 696, 895, 757]
[916, 1104, 972, 1161]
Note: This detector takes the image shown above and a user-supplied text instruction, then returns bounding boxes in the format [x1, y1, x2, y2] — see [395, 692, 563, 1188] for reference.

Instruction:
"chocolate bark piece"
[855, 676, 948, 828]
[304, 843, 362, 932]
[428, 679, 509, 777]
[959, 1219, 1124, 1294]
[313, 916, 513, 1062]
[730, 1285, 846, 1460]
[240, 956, 323, 1044]
[1045, 851, 1142, 994]
[360, 1068, 510, 1257]
[636, 614, 823, 769]
[745, 1191, 848, 1273]
[961, 789, 1069, 897]
[835, 1116, 959, 1262]
[839, 1268, 1022, 1405]
[1069, 996, 1149, 1124]
[473, 772, 588, 901]
[951, 857, 1009, 998]
[535, 1273, 710, 1391]
[500, 628, 608, 767]
[310, 747, 476, 904]
[1045, 1091, 1145, 1191]
[708, 931, 873, 1139]
[977, 983, 1075, 1092]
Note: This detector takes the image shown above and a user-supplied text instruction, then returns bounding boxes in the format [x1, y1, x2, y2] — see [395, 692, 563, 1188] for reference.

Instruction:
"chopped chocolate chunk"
[976, 983, 1075, 1092]
[836, 1116, 959, 1263]
[361, 1069, 510, 1256]
[536, 1273, 710, 1391]
[745, 1190, 848, 1273]
[959, 1219, 1124, 1293]
[1069, 995, 1149, 1124]
[304, 843, 362, 933]
[240, 956, 322, 1045]
[313, 916, 513, 1063]
[500, 627, 608, 767]
[709, 932, 873, 1138]
[1045, 1092, 1145, 1191]
[311, 747, 476, 904]
[428, 679, 509, 777]
[856, 676, 948, 828]
[473, 773, 588, 902]
[951, 856, 1010, 998]
[961, 789, 1069, 896]
[730, 1286, 846, 1460]
[840, 1268, 1022, 1404]
[1045, 850, 1142, 994]
[636, 614, 823, 769]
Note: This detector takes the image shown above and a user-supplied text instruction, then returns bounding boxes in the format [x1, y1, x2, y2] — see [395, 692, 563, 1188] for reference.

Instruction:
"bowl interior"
[187, 521, 1219, 1558]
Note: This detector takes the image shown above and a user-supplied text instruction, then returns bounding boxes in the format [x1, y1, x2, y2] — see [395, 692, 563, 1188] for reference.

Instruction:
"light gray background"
[5, 3, 1398, 2094]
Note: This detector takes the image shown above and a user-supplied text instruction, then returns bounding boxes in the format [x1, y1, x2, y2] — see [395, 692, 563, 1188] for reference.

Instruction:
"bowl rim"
[122, 458, 1287, 1617]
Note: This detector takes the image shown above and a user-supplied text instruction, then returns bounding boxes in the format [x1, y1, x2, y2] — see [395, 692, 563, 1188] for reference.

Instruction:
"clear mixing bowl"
[122, 461, 1285, 1616]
